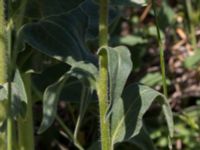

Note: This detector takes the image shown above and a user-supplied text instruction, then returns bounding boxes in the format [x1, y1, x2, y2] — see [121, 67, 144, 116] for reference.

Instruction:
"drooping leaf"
[38, 62, 97, 133]
[110, 83, 174, 144]
[129, 127, 157, 150]
[98, 46, 132, 114]
[38, 73, 69, 134]
[11, 69, 28, 118]
[115, 127, 156, 150]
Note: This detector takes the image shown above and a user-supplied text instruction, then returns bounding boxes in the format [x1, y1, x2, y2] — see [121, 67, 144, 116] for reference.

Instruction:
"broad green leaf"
[110, 84, 174, 144]
[115, 127, 156, 150]
[111, 0, 147, 6]
[80, 0, 118, 40]
[21, 0, 117, 66]
[21, 7, 96, 65]
[25, 0, 84, 19]
[36, 0, 84, 17]
[129, 127, 156, 150]
[38, 62, 97, 133]
[98, 46, 132, 113]
[70, 61, 98, 89]
[32, 63, 70, 93]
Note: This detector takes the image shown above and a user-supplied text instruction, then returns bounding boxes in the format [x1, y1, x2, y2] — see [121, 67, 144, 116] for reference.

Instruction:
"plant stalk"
[97, 0, 111, 150]
[56, 115, 84, 150]
[0, 0, 7, 84]
[6, 0, 14, 148]
[18, 74, 35, 150]
[152, 0, 168, 97]
[185, 0, 197, 50]
[74, 86, 89, 141]
[0, 0, 13, 150]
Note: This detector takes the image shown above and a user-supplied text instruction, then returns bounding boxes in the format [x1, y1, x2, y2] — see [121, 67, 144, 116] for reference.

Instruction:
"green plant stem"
[7, 23, 14, 150]
[7, 78, 13, 150]
[185, 0, 197, 50]
[74, 86, 89, 141]
[152, 0, 168, 97]
[97, 0, 111, 150]
[99, 0, 109, 46]
[0, 5, 8, 146]
[56, 115, 84, 150]
[18, 74, 34, 150]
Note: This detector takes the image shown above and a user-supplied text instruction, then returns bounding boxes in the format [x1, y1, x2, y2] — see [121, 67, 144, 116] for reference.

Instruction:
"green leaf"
[98, 46, 132, 113]
[38, 73, 69, 134]
[140, 72, 171, 87]
[12, 69, 28, 118]
[0, 69, 28, 120]
[111, 0, 147, 6]
[110, 83, 174, 144]
[24, 0, 84, 19]
[21, 7, 96, 65]
[112, 35, 147, 46]
[21, 0, 117, 66]
[0, 85, 7, 101]
[129, 127, 156, 150]
[0, 84, 8, 126]
[38, 62, 97, 133]
[157, 0, 175, 30]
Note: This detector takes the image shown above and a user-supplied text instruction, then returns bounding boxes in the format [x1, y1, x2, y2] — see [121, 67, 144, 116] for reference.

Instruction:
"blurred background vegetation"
[111, 0, 200, 149]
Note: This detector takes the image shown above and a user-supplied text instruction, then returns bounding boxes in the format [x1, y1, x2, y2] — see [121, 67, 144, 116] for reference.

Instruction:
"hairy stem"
[0, 6, 8, 148]
[97, 0, 111, 150]
[0, 0, 7, 83]
[0, 0, 15, 149]
[152, 0, 168, 97]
